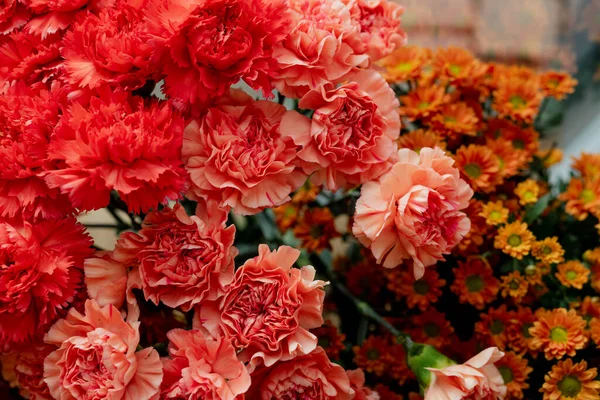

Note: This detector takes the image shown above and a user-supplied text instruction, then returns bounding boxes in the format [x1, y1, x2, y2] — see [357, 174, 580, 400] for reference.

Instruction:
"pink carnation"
[353, 147, 473, 278]
[347, 369, 380, 400]
[182, 92, 307, 215]
[344, 0, 407, 61]
[146, 0, 290, 105]
[43, 300, 163, 400]
[247, 347, 355, 399]
[46, 90, 187, 213]
[0, 0, 30, 34]
[273, 0, 369, 98]
[62, 5, 155, 90]
[1, 342, 53, 400]
[161, 329, 251, 399]
[0, 218, 93, 348]
[194, 245, 327, 370]
[425, 347, 507, 400]
[281, 69, 400, 191]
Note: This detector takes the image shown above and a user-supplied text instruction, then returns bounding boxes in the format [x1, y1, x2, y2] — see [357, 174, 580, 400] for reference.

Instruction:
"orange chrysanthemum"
[494, 78, 542, 123]
[537, 147, 564, 168]
[407, 310, 454, 348]
[346, 258, 386, 304]
[451, 257, 500, 310]
[506, 306, 537, 355]
[397, 129, 445, 152]
[399, 85, 448, 120]
[455, 200, 490, 256]
[524, 264, 545, 287]
[454, 144, 500, 192]
[592, 265, 600, 293]
[475, 305, 515, 350]
[530, 308, 588, 360]
[514, 179, 540, 206]
[486, 138, 526, 181]
[386, 268, 445, 311]
[500, 271, 529, 303]
[591, 318, 600, 348]
[540, 71, 578, 100]
[572, 153, 600, 181]
[531, 237, 565, 264]
[480, 200, 509, 226]
[433, 46, 478, 84]
[388, 340, 413, 385]
[584, 247, 600, 265]
[540, 359, 600, 400]
[291, 180, 320, 204]
[378, 45, 432, 83]
[312, 325, 346, 360]
[559, 178, 600, 220]
[374, 385, 404, 400]
[353, 335, 394, 377]
[498, 65, 539, 83]
[487, 119, 539, 163]
[429, 102, 479, 138]
[495, 351, 532, 400]
[556, 261, 590, 290]
[293, 207, 338, 252]
[274, 203, 299, 232]
[494, 222, 535, 259]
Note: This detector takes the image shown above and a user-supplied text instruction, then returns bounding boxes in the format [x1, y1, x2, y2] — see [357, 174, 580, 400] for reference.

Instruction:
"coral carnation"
[194, 245, 327, 370]
[147, 0, 290, 104]
[161, 329, 251, 400]
[0, 218, 92, 348]
[281, 69, 400, 191]
[353, 147, 473, 278]
[183, 93, 306, 215]
[0, 342, 53, 400]
[46, 90, 187, 213]
[43, 300, 162, 400]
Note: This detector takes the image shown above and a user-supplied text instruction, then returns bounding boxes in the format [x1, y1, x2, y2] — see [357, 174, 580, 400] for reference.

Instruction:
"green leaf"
[524, 194, 551, 225]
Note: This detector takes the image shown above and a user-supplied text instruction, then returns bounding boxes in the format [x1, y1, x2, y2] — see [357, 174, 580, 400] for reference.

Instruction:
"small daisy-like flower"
[514, 179, 540, 206]
[408, 310, 454, 348]
[592, 265, 600, 293]
[495, 351, 532, 400]
[540, 359, 600, 400]
[353, 335, 395, 377]
[530, 308, 588, 360]
[397, 129, 445, 152]
[524, 264, 545, 286]
[591, 318, 600, 347]
[451, 257, 500, 310]
[537, 147, 563, 168]
[500, 271, 529, 303]
[433, 46, 478, 84]
[572, 297, 600, 335]
[493, 78, 542, 123]
[429, 102, 479, 138]
[572, 153, 600, 181]
[454, 144, 500, 192]
[292, 181, 320, 204]
[312, 325, 346, 360]
[378, 45, 432, 83]
[480, 201, 509, 226]
[532, 237, 565, 264]
[388, 341, 413, 385]
[294, 207, 338, 252]
[486, 138, 526, 181]
[506, 306, 537, 355]
[556, 261, 590, 290]
[475, 305, 515, 350]
[347, 259, 386, 305]
[559, 178, 600, 221]
[487, 119, 539, 164]
[399, 85, 448, 120]
[540, 71, 578, 100]
[456, 200, 490, 256]
[494, 222, 535, 259]
[386, 268, 445, 311]
[274, 203, 299, 232]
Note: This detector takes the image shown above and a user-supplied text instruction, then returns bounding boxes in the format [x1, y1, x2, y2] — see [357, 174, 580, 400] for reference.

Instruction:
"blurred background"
[397, 0, 600, 181]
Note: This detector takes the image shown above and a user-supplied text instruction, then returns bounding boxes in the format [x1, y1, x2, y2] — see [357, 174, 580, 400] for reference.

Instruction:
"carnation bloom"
[0, 218, 92, 348]
[493, 78, 542, 123]
[514, 179, 540, 205]
[281, 69, 400, 190]
[540, 71, 578, 100]
[560, 178, 600, 220]
[423, 347, 507, 400]
[530, 308, 588, 360]
[499, 271, 529, 303]
[347, 369, 380, 400]
[386, 268, 445, 311]
[0, 342, 53, 400]
[556, 260, 590, 290]
[540, 359, 600, 400]
[194, 245, 327, 370]
[44, 300, 162, 400]
[479, 201, 509, 226]
[182, 93, 306, 215]
[353, 147, 473, 278]
[494, 351, 532, 400]
[147, 0, 290, 104]
[399, 85, 448, 120]
[161, 329, 251, 400]
[46, 90, 187, 213]
[0, 0, 30, 34]
[494, 222, 535, 260]
[247, 347, 355, 399]
[0, 84, 73, 222]
[21, 0, 92, 36]
[62, 5, 155, 90]
[475, 305, 515, 351]
[451, 257, 500, 310]
[397, 129, 445, 152]
[273, 0, 368, 98]
[429, 102, 479, 138]
[454, 144, 500, 192]
[531, 236, 565, 264]
[377, 45, 432, 83]
[343, 0, 406, 61]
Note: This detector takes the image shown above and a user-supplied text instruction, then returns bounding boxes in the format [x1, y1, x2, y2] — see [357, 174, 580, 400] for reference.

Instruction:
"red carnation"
[146, 0, 290, 105]
[45, 90, 188, 213]
[22, 0, 87, 37]
[0, 30, 61, 92]
[62, 5, 156, 90]
[0, 218, 93, 348]
[0, 84, 73, 222]
[0, 0, 30, 34]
